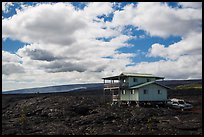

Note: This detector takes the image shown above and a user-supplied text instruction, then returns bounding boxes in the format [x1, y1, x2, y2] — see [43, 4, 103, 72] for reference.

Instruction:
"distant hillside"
[175, 83, 202, 92]
[156, 79, 202, 88]
[2, 83, 104, 94]
[2, 79, 202, 94]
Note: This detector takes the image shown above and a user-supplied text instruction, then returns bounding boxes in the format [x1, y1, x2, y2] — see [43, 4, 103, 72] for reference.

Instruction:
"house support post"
[128, 101, 130, 107]
[103, 79, 105, 103]
[136, 102, 140, 107]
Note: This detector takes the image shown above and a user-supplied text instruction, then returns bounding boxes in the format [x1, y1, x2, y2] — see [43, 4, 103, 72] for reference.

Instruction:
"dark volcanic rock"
[2, 90, 202, 135]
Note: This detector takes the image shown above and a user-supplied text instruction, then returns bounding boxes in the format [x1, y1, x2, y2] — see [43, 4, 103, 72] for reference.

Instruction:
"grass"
[175, 83, 202, 90]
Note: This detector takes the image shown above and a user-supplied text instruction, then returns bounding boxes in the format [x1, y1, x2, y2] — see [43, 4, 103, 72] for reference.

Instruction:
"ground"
[2, 88, 202, 135]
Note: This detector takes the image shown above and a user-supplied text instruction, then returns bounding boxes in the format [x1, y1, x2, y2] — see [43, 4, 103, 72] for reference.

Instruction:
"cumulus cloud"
[2, 2, 202, 91]
[18, 47, 63, 62]
[148, 32, 202, 60]
[2, 50, 22, 63]
[2, 3, 86, 45]
[2, 62, 25, 75]
[2, 2, 14, 13]
[110, 2, 202, 38]
[82, 2, 113, 19]
[178, 2, 202, 9]
[126, 54, 202, 79]
[2, 50, 25, 75]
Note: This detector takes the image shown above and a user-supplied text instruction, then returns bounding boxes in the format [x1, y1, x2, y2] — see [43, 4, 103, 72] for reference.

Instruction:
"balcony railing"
[104, 82, 129, 89]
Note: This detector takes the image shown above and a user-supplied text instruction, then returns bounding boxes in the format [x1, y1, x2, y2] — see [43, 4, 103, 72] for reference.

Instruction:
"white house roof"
[102, 72, 164, 80]
[129, 81, 172, 90]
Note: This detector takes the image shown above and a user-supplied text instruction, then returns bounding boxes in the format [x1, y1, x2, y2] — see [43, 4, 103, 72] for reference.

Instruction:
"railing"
[104, 83, 120, 88]
[104, 82, 129, 89]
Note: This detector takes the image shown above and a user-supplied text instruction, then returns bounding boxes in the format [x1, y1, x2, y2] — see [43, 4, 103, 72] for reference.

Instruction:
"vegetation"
[175, 83, 202, 90]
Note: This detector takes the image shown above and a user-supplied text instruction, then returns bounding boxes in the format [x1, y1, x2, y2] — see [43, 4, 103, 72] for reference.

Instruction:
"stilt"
[118, 101, 121, 107]
[136, 102, 140, 107]
[127, 101, 130, 106]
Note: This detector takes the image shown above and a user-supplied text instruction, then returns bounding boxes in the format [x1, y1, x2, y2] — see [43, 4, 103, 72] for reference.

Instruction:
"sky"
[2, 2, 202, 91]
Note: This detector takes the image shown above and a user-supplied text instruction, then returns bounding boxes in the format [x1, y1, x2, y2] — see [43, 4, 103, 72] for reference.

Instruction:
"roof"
[129, 81, 172, 90]
[102, 72, 164, 80]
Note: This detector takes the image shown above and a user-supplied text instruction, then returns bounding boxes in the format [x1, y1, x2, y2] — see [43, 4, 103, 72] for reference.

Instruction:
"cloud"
[41, 61, 87, 73]
[2, 2, 202, 91]
[178, 2, 202, 9]
[126, 54, 202, 79]
[2, 50, 25, 75]
[110, 2, 202, 38]
[148, 32, 202, 60]
[18, 46, 63, 62]
[82, 2, 113, 19]
[2, 2, 14, 13]
[2, 3, 86, 45]
[2, 50, 22, 63]
[2, 62, 25, 75]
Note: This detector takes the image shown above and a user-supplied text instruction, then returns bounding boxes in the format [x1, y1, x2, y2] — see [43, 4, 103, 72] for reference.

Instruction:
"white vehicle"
[166, 98, 193, 110]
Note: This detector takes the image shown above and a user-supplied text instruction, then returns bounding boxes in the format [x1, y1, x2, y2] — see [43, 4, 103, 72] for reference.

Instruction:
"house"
[102, 72, 171, 106]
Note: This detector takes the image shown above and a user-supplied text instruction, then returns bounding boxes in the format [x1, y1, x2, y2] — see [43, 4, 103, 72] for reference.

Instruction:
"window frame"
[158, 89, 161, 94]
[133, 78, 138, 83]
[143, 89, 148, 94]
[131, 89, 135, 94]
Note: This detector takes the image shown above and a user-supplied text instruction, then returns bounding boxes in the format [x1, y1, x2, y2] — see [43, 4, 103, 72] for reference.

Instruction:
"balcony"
[104, 82, 129, 90]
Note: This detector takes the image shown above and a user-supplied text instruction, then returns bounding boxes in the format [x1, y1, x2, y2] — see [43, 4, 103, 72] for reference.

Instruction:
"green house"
[102, 72, 170, 106]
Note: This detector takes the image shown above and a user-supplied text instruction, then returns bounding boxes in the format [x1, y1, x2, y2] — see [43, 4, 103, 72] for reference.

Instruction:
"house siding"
[127, 77, 156, 87]
[120, 84, 167, 101]
[138, 84, 167, 101]
[120, 89, 139, 101]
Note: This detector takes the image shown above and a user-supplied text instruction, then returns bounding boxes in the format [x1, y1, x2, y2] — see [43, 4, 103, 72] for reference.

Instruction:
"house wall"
[138, 84, 167, 101]
[120, 89, 139, 101]
[127, 77, 156, 87]
[119, 83, 167, 101]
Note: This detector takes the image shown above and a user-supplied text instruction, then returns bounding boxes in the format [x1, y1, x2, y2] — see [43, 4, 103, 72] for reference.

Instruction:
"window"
[122, 90, 126, 94]
[178, 101, 185, 104]
[124, 79, 126, 82]
[158, 90, 161, 94]
[143, 89, 148, 94]
[133, 78, 138, 83]
[131, 90, 135, 94]
[147, 79, 150, 82]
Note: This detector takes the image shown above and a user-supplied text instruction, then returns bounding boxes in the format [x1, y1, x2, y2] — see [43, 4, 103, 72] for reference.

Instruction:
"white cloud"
[126, 54, 202, 79]
[82, 2, 113, 19]
[148, 32, 202, 60]
[2, 2, 202, 91]
[109, 2, 202, 38]
[2, 3, 86, 45]
[2, 62, 25, 75]
[2, 2, 14, 13]
[178, 2, 202, 9]
[2, 50, 25, 76]
[2, 50, 22, 63]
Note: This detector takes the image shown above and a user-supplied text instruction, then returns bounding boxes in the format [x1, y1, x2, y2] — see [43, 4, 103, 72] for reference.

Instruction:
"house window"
[143, 89, 148, 94]
[133, 78, 138, 83]
[122, 90, 126, 94]
[131, 90, 135, 94]
[147, 79, 150, 82]
[158, 90, 161, 94]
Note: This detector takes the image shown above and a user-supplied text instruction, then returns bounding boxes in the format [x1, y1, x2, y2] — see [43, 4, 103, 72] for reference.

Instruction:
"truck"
[166, 98, 193, 111]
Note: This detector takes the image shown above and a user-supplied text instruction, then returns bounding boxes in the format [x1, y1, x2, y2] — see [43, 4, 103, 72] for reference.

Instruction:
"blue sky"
[2, 2, 202, 91]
